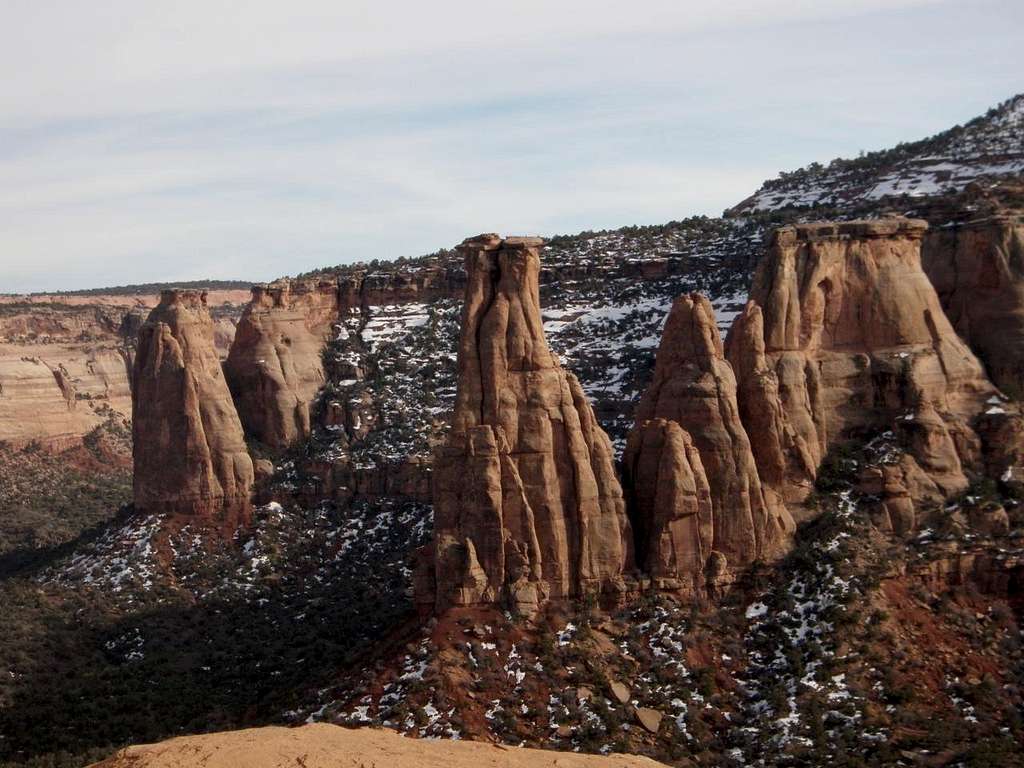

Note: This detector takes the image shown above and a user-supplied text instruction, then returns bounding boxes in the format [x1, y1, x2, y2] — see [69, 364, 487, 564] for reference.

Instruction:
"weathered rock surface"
[726, 301, 820, 503]
[133, 290, 254, 529]
[624, 293, 794, 592]
[0, 344, 131, 450]
[225, 279, 340, 447]
[623, 419, 713, 594]
[922, 212, 1024, 396]
[635, 707, 664, 734]
[87, 723, 668, 768]
[856, 455, 944, 536]
[426, 235, 632, 614]
[610, 680, 632, 704]
[726, 218, 998, 505]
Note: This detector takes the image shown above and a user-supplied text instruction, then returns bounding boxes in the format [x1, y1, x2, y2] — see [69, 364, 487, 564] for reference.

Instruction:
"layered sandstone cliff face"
[133, 290, 254, 529]
[623, 294, 794, 594]
[0, 304, 133, 449]
[424, 235, 632, 614]
[922, 213, 1024, 397]
[724, 218, 1005, 529]
[225, 279, 340, 448]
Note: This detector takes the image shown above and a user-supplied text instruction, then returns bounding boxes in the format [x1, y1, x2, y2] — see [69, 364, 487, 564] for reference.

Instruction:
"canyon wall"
[922, 213, 1024, 397]
[422, 235, 633, 615]
[0, 294, 243, 451]
[132, 290, 254, 530]
[0, 304, 133, 449]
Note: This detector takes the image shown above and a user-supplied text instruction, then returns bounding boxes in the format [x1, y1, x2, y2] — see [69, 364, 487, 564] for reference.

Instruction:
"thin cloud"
[0, 0, 1020, 292]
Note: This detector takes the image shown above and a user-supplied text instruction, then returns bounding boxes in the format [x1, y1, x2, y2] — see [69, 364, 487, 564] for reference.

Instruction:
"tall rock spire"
[624, 293, 794, 594]
[427, 235, 632, 614]
[133, 289, 254, 531]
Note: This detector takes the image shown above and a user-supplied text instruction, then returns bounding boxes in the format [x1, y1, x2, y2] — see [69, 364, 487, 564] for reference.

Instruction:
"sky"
[1, 0, 1022, 293]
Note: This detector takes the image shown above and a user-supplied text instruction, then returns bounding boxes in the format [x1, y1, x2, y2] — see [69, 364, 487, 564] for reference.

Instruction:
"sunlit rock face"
[225, 279, 340, 448]
[724, 218, 1019, 533]
[133, 289, 254, 531]
[624, 293, 794, 597]
[424, 234, 633, 615]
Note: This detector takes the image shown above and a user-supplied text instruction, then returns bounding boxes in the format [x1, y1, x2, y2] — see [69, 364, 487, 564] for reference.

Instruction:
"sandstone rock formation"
[225, 279, 340, 447]
[133, 290, 254, 529]
[87, 723, 668, 768]
[623, 294, 794, 593]
[426, 235, 632, 614]
[726, 301, 821, 503]
[0, 304, 133, 449]
[622, 418, 713, 593]
[0, 346, 131, 450]
[725, 218, 1003, 523]
[922, 212, 1024, 396]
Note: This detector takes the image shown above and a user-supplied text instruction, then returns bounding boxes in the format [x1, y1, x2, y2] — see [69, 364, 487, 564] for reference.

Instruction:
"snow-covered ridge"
[734, 94, 1024, 214]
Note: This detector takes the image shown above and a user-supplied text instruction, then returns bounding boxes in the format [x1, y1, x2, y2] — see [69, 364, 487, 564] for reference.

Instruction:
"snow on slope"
[735, 94, 1024, 213]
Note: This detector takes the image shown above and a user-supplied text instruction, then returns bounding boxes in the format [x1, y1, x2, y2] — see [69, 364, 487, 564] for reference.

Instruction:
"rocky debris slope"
[732, 93, 1024, 214]
[132, 290, 254, 530]
[725, 218, 1016, 531]
[623, 294, 794, 597]
[225, 279, 340, 448]
[422, 235, 633, 615]
[88, 723, 667, 768]
[304, 443, 1024, 767]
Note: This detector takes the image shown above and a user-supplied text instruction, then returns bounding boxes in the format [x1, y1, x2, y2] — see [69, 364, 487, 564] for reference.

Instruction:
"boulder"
[609, 680, 631, 704]
[635, 707, 663, 734]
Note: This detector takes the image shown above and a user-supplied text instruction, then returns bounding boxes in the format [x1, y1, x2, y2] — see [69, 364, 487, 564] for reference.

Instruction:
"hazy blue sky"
[2, 0, 1022, 293]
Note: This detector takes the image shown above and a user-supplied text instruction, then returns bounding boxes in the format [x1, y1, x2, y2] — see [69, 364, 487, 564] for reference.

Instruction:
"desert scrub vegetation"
[0, 435, 130, 566]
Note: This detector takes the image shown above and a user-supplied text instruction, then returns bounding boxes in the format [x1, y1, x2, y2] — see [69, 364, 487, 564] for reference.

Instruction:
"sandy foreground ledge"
[88, 723, 669, 768]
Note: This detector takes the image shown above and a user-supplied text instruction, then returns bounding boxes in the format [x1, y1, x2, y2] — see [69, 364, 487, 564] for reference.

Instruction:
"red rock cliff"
[133, 290, 254, 529]
[725, 218, 1005, 529]
[922, 212, 1024, 397]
